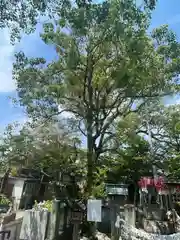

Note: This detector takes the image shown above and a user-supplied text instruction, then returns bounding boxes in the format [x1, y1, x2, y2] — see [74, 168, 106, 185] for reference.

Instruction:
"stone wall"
[19, 210, 49, 240]
[136, 206, 175, 234]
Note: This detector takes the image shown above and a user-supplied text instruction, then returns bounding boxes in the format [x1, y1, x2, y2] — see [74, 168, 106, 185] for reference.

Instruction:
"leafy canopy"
[0, 0, 157, 42]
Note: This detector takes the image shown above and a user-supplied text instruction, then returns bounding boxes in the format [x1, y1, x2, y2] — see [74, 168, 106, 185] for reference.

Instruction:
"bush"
[33, 200, 53, 212]
[0, 195, 11, 205]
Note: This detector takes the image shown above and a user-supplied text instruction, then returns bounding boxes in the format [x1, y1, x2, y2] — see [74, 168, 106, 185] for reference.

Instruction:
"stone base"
[1, 213, 16, 225]
[143, 219, 175, 234]
[143, 206, 166, 221]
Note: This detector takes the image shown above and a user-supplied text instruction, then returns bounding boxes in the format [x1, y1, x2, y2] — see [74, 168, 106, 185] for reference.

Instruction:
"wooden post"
[71, 208, 83, 240]
[72, 223, 79, 240]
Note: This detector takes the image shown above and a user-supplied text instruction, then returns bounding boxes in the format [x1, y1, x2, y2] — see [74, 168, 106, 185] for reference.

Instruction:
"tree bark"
[86, 56, 94, 197]
[87, 124, 94, 196]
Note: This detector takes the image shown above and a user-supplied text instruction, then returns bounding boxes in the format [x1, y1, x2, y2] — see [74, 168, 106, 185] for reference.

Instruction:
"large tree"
[13, 0, 180, 195]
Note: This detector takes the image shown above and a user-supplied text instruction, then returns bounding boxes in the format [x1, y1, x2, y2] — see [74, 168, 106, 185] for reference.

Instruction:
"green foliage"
[0, 0, 45, 42]
[134, 103, 180, 181]
[2, 0, 180, 199]
[92, 166, 108, 198]
[167, 154, 180, 180]
[10, 167, 18, 177]
[143, 0, 157, 10]
[92, 182, 106, 198]
[0, 195, 11, 205]
[12, 0, 180, 195]
[0, 0, 157, 43]
[0, 120, 84, 180]
[107, 136, 151, 183]
[33, 200, 53, 212]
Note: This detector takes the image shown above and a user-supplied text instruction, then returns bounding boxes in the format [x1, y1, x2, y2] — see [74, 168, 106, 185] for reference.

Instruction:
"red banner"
[138, 176, 167, 192]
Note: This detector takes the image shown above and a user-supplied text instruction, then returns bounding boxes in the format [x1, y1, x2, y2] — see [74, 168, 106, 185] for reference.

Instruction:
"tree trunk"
[87, 124, 94, 196]
[84, 57, 97, 239]
[86, 58, 94, 197]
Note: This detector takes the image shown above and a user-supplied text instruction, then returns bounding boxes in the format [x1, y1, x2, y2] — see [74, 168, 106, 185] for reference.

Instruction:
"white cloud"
[0, 28, 16, 92]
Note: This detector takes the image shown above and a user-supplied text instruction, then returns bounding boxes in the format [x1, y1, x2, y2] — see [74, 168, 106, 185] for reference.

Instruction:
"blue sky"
[0, 0, 180, 133]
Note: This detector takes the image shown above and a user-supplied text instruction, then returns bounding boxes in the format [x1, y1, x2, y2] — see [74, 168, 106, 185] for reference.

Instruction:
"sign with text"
[106, 184, 128, 195]
[87, 199, 102, 222]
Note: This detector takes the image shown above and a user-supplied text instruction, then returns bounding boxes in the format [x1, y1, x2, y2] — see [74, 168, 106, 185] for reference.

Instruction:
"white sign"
[87, 199, 102, 222]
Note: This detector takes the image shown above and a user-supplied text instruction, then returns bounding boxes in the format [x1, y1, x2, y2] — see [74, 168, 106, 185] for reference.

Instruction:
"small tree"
[0, 121, 85, 197]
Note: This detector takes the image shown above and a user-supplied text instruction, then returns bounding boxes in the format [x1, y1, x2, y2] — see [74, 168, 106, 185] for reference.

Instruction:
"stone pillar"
[110, 202, 116, 240]
[110, 198, 124, 240]
[47, 200, 65, 240]
[124, 204, 135, 227]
